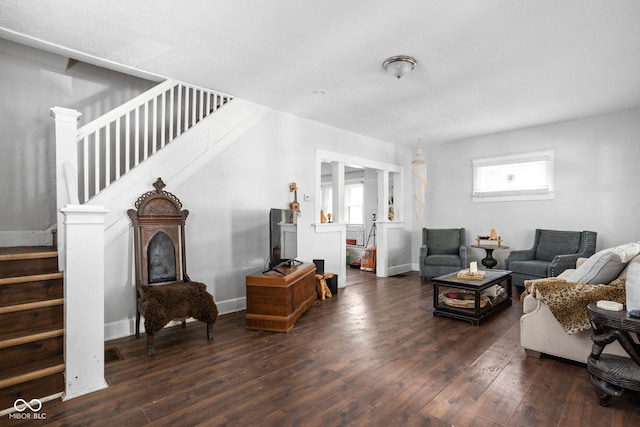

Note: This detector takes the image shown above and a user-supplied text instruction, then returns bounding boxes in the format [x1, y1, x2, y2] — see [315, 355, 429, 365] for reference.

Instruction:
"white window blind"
[472, 150, 554, 202]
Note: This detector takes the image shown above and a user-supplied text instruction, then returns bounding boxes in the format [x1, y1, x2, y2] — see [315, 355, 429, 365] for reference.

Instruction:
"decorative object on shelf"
[476, 229, 502, 247]
[289, 182, 300, 215]
[440, 292, 489, 309]
[484, 284, 503, 298]
[412, 146, 427, 229]
[327, 213, 332, 223]
[320, 209, 327, 223]
[382, 55, 417, 79]
[388, 206, 394, 221]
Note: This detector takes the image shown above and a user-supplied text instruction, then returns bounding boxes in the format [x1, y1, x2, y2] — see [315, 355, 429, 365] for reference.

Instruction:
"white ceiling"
[1, 0, 639, 147]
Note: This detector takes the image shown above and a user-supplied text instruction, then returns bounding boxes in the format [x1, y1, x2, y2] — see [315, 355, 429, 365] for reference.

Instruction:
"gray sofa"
[506, 229, 597, 288]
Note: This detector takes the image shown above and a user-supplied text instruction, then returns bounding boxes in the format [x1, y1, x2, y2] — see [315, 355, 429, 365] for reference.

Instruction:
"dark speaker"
[326, 274, 338, 295]
[313, 259, 325, 274]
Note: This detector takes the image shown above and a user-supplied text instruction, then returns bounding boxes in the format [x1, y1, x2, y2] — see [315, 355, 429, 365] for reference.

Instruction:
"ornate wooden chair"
[128, 178, 218, 356]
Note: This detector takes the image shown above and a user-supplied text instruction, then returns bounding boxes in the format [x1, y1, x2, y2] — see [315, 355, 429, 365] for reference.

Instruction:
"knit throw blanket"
[141, 281, 218, 334]
[521, 277, 626, 334]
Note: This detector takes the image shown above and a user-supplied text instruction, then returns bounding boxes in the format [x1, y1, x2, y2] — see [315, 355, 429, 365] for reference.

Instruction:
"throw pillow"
[567, 242, 640, 284]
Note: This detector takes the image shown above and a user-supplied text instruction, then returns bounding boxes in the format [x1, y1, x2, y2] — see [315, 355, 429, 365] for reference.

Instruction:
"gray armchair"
[419, 228, 468, 280]
[506, 229, 597, 288]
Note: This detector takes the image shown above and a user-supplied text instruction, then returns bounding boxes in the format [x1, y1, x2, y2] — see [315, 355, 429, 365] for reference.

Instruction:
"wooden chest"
[245, 262, 317, 332]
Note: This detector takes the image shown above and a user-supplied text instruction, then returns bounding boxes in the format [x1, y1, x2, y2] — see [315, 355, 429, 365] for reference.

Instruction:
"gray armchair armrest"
[459, 246, 468, 268]
[548, 253, 580, 277]
[419, 244, 428, 263]
[506, 248, 536, 263]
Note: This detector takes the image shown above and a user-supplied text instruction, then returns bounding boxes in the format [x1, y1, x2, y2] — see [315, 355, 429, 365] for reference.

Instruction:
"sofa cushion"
[535, 230, 581, 262]
[508, 259, 550, 278]
[424, 254, 463, 267]
[619, 253, 640, 279]
[567, 242, 640, 284]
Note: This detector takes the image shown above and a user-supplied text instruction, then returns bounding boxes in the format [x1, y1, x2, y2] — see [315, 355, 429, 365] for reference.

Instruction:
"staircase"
[0, 247, 64, 411]
[19, 77, 267, 404]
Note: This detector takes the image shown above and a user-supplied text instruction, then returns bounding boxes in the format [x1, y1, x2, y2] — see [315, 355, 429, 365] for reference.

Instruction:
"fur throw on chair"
[141, 281, 218, 334]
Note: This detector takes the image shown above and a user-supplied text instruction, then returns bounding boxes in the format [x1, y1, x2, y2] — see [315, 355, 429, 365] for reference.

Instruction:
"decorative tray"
[456, 269, 486, 280]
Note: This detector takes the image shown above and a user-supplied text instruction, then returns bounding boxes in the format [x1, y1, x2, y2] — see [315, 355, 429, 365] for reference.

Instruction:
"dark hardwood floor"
[38, 269, 639, 426]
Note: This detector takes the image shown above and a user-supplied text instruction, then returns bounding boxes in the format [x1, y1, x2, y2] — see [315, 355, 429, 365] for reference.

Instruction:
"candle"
[470, 261, 478, 274]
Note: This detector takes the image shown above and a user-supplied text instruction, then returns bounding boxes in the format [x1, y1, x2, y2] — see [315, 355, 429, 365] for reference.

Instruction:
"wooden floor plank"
[34, 269, 639, 426]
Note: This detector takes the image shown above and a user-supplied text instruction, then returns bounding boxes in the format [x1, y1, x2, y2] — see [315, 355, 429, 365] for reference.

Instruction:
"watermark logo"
[14, 399, 42, 412]
[8, 399, 46, 420]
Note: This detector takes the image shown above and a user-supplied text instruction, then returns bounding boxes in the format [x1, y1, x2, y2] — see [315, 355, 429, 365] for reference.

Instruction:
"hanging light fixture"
[412, 146, 427, 229]
[382, 55, 417, 79]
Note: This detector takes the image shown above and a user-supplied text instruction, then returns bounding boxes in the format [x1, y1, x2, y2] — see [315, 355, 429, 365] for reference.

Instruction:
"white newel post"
[61, 205, 109, 400]
[51, 107, 82, 272]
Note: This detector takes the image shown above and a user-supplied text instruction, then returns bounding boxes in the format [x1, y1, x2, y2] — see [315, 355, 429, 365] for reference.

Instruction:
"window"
[345, 183, 364, 224]
[472, 150, 554, 202]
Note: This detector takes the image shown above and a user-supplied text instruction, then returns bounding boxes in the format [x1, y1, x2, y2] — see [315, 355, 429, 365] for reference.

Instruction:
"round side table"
[471, 244, 509, 269]
[586, 303, 640, 406]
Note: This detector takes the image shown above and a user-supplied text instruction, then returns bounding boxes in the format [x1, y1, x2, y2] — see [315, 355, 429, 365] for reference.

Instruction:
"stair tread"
[0, 293, 63, 308]
[0, 298, 64, 314]
[0, 356, 64, 389]
[0, 324, 64, 349]
[0, 272, 63, 286]
[0, 247, 57, 261]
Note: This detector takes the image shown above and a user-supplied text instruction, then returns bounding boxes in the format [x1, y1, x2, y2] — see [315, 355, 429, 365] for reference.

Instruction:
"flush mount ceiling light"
[382, 55, 417, 79]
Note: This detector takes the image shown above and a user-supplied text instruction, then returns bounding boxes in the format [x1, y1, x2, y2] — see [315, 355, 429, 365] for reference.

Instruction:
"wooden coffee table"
[432, 269, 512, 325]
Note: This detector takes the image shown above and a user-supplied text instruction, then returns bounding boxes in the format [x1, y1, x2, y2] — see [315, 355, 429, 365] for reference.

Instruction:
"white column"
[61, 205, 109, 401]
[51, 107, 82, 271]
[376, 170, 390, 277]
[332, 162, 345, 223]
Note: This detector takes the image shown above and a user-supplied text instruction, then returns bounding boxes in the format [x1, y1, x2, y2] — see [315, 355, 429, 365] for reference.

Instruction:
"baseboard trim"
[387, 263, 413, 276]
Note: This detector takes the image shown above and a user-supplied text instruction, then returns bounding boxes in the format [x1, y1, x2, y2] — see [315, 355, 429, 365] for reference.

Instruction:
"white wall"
[103, 110, 414, 340]
[0, 38, 156, 246]
[422, 108, 640, 269]
[0, 39, 415, 340]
